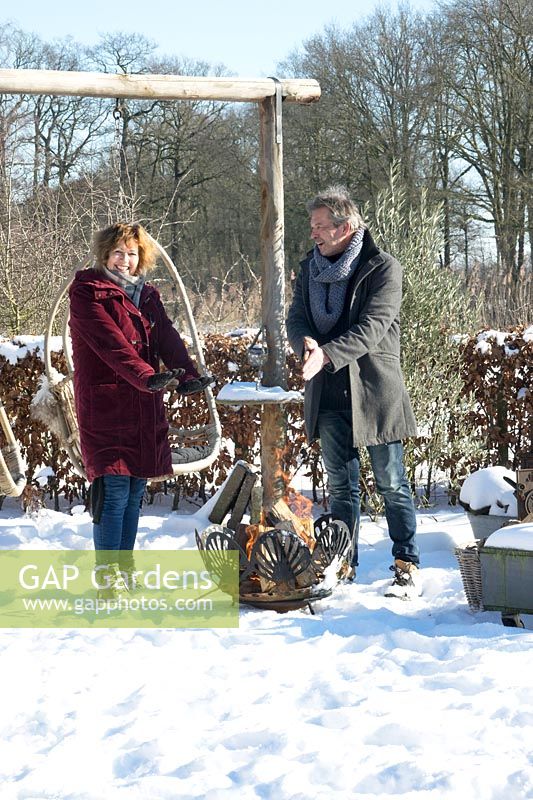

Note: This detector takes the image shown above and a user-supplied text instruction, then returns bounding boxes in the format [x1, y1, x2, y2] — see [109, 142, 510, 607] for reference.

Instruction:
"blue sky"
[5, 0, 436, 77]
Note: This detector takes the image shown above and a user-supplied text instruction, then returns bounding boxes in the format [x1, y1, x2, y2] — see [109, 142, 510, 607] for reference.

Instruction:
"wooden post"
[0, 69, 320, 105]
[259, 89, 287, 512]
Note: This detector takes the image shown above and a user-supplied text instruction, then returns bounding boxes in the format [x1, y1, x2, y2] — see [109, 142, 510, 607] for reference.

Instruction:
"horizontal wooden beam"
[0, 69, 321, 104]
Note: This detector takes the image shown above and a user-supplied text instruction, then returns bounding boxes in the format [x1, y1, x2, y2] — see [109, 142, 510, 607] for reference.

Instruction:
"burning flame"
[244, 486, 315, 560]
[286, 486, 313, 520]
[245, 521, 265, 560]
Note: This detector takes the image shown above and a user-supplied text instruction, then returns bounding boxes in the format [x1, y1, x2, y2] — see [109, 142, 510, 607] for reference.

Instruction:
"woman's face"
[106, 238, 140, 276]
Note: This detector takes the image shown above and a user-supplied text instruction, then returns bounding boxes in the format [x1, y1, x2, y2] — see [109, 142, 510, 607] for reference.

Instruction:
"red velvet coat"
[69, 269, 199, 482]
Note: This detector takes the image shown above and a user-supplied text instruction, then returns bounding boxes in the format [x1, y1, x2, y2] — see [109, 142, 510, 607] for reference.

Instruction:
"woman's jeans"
[93, 475, 147, 564]
[317, 410, 419, 568]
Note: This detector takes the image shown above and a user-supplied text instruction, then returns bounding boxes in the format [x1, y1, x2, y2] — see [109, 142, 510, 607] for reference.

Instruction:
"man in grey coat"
[286, 186, 421, 599]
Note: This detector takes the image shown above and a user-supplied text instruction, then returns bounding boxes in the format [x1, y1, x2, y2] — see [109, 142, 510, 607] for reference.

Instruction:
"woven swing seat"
[0, 403, 26, 497]
[169, 423, 220, 465]
[39, 237, 221, 482]
[36, 374, 86, 478]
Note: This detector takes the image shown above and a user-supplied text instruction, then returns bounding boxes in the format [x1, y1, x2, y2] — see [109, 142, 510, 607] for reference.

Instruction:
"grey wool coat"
[286, 230, 417, 448]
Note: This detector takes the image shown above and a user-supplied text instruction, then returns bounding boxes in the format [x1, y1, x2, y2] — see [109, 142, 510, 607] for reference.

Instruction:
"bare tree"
[282, 7, 434, 203]
[443, 0, 533, 283]
[85, 32, 160, 209]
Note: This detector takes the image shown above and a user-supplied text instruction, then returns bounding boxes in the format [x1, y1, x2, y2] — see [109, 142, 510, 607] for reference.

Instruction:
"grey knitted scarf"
[103, 267, 145, 309]
[309, 227, 365, 334]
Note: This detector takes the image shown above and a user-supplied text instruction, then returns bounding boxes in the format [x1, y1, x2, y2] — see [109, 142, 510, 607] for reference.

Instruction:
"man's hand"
[302, 336, 330, 381]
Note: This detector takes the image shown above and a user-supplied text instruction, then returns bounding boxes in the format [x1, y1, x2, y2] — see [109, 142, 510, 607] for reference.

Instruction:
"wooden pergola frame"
[0, 68, 321, 510]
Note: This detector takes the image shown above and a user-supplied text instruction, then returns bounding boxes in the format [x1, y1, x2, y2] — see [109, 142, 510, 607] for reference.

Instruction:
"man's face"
[310, 207, 352, 257]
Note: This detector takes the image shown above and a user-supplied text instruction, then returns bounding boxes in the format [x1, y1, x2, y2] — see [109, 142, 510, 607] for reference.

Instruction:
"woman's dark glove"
[177, 375, 215, 396]
[146, 368, 184, 392]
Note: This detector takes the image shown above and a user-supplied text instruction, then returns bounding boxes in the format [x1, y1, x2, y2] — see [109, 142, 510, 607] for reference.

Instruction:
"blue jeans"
[93, 475, 147, 560]
[317, 410, 419, 568]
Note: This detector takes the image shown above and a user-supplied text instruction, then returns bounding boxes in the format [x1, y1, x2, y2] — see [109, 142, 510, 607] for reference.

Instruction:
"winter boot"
[118, 555, 143, 593]
[337, 560, 356, 582]
[96, 562, 130, 601]
[384, 559, 421, 600]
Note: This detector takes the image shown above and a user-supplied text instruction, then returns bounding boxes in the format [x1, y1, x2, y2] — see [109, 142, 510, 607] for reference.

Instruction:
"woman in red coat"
[69, 222, 211, 589]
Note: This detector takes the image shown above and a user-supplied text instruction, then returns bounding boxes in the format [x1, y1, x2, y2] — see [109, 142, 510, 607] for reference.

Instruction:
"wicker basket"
[454, 541, 484, 611]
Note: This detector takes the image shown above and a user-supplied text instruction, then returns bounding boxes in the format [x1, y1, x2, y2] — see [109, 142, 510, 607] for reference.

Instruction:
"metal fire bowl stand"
[196, 515, 351, 614]
[239, 582, 333, 613]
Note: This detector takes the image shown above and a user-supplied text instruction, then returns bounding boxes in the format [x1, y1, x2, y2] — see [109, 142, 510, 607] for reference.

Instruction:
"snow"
[504, 345, 520, 357]
[476, 329, 508, 348]
[217, 381, 304, 405]
[459, 466, 518, 517]
[450, 333, 469, 345]
[474, 327, 531, 355]
[0, 335, 62, 364]
[33, 466, 55, 487]
[484, 523, 533, 551]
[1, 332, 532, 796]
[1, 491, 533, 799]
[226, 327, 260, 338]
[475, 339, 491, 354]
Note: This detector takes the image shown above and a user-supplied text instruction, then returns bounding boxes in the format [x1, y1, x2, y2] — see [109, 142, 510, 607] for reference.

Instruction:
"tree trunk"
[259, 93, 287, 512]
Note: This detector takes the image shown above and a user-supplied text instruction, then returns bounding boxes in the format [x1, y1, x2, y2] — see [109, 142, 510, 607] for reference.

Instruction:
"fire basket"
[196, 515, 351, 612]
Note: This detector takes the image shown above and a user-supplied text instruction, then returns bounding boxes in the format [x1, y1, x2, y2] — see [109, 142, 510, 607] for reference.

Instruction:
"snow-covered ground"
[1, 334, 532, 797]
[1, 490, 532, 800]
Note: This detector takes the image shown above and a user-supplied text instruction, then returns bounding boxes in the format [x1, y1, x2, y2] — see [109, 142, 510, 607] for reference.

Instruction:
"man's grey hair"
[307, 185, 366, 231]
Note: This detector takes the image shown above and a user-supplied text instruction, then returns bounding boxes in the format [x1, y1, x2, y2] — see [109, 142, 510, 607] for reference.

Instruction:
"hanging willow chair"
[39, 236, 221, 482]
[0, 401, 26, 497]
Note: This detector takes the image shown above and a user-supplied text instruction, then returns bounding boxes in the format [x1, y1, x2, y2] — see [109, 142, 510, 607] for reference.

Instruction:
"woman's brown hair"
[92, 222, 158, 275]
